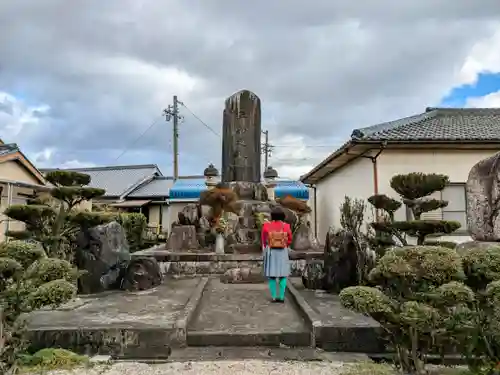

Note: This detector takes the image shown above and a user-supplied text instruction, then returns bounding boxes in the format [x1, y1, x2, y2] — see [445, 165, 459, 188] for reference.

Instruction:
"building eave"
[301, 139, 500, 185]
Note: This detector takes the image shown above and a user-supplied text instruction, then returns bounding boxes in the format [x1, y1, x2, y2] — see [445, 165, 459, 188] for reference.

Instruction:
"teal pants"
[268, 277, 287, 300]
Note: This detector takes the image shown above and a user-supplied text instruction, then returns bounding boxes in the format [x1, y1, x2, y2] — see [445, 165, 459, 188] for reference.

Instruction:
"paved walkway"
[25, 361, 348, 375]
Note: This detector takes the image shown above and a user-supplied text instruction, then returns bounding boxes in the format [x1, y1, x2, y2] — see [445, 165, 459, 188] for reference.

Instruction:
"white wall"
[314, 147, 500, 245]
[315, 156, 374, 242]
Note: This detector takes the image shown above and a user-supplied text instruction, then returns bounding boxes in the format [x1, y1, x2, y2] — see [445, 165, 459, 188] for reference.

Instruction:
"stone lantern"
[204, 163, 219, 189]
[263, 166, 278, 201]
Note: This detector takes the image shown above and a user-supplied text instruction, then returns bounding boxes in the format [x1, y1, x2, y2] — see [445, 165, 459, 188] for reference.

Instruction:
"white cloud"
[457, 26, 500, 86]
[466, 91, 500, 108]
[59, 160, 97, 169]
[0, 92, 49, 142]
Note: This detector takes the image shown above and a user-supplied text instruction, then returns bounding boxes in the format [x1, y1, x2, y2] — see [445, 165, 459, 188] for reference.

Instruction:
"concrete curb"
[287, 283, 322, 348]
[175, 277, 209, 346]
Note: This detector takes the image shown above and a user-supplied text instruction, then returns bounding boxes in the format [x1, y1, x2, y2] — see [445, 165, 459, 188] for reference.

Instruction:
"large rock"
[121, 256, 163, 291]
[301, 259, 325, 289]
[467, 152, 500, 241]
[220, 267, 265, 283]
[322, 229, 359, 293]
[291, 222, 312, 251]
[228, 181, 268, 201]
[167, 225, 200, 251]
[75, 221, 131, 294]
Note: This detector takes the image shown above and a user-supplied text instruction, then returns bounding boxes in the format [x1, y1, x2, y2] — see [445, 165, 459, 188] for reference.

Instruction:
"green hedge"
[117, 212, 147, 252]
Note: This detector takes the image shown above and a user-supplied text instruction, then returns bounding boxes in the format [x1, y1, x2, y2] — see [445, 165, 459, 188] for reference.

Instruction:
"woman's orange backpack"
[268, 222, 288, 248]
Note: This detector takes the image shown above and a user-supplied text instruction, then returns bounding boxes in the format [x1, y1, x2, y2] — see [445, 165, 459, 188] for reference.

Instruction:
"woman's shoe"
[277, 299, 285, 303]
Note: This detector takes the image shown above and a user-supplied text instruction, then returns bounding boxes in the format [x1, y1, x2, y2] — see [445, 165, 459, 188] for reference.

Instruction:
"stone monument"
[165, 89, 317, 254]
[222, 90, 262, 183]
[455, 151, 500, 254]
[466, 152, 500, 241]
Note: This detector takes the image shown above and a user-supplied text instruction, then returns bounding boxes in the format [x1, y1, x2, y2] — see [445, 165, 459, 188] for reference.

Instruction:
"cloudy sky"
[2, 1, 500, 179]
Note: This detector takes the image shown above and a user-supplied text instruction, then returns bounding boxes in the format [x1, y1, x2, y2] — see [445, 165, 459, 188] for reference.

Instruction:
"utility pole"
[164, 95, 183, 180]
[261, 130, 273, 169]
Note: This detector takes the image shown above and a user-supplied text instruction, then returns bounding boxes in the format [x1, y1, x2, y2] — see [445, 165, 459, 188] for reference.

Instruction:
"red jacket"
[261, 220, 292, 248]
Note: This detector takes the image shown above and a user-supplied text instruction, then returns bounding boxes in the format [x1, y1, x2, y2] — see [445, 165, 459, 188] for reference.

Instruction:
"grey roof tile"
[40, 164, 161, 197]
[351, 107, 500, 142]
[128, 176, 174, 198]
[0, 143, 20, 156]
[128, 175, 205, 198]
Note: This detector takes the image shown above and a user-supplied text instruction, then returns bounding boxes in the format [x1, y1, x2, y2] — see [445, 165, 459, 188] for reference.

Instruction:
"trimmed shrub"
[0, 245, 81, 372]
[118, 212, 147, 252]
[368, 172, 461, 248]
[0, 241, 46, 269]
[24, 258, 80, 288]
[28, 279, 77, 309]
[340, 245, 467, 374]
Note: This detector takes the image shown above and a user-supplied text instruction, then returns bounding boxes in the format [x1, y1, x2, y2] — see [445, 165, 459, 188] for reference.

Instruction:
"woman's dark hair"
[270, 207, 286, 222]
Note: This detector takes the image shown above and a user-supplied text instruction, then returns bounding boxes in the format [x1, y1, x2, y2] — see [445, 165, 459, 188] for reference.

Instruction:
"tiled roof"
[0, 143, 19, 157]
[40, 164, 162, 197]
[351, 107, 500, 142]
[128, 175, 204, 198]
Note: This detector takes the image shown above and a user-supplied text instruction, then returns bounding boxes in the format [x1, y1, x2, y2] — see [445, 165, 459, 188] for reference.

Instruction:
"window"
[404, 183, 467, 232]
[441, 184, 467, 230]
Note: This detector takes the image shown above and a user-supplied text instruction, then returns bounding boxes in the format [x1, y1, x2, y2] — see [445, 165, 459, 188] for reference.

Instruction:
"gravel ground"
[25, 360, 348, 375]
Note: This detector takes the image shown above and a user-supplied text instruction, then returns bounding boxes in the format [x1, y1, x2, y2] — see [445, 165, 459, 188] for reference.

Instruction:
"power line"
[272, 145, 337, 148]
[114, 115, 163, 161]
[179, 102, 221, 138]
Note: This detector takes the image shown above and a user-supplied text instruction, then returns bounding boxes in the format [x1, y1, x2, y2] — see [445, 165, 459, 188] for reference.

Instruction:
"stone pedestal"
[167, 225, 200, 251]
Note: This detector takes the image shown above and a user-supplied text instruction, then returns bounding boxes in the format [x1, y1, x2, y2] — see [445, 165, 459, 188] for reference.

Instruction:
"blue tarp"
[168, 178, 207, 200]
[168, 178, 309, 200]
[274, 180, 309, 200]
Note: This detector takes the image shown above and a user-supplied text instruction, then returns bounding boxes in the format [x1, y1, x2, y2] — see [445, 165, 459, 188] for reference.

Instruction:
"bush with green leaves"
[117, 212, 147, 252]
[4, 170, 113, 259]
[0, 241, 79, 373]
[369, 172, 461, 246]
[340, 244, 500, 374]
[340, 245, 468, 374]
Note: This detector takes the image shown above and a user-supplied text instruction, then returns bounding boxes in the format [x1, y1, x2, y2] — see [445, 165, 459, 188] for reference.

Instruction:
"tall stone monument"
[221, 90, 262, 183]
[466, 152, 500, 241]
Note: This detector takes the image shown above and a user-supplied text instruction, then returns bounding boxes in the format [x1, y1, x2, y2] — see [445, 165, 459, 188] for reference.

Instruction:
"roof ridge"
[426, 107, 500, 113]
[41, 163, 160, 172]
[351, 110, 437, 139]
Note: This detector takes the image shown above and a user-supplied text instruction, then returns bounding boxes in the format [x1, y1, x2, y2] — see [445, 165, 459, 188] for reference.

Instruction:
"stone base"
[131, 249, 323, 278]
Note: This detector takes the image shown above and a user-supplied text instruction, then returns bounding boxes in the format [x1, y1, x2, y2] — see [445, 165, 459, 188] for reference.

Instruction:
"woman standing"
[261, 207, 292, 303]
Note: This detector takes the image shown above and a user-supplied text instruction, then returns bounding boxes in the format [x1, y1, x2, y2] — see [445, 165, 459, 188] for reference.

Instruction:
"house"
[301, 107, 500, 244]
[0, 141, 50, 241]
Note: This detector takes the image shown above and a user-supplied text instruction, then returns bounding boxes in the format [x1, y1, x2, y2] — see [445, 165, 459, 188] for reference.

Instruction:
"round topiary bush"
[340, 245, 468, 374]
[0, 256, 23, 279]
[28, 279, 77, 309]
[24, 258, 80, 288]
[369, 246, 465, 291]
[462, 246, 500, 291]
[0, 240, 46, 269]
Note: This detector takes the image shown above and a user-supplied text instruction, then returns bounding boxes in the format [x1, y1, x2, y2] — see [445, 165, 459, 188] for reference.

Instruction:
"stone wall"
[132, 250, 323, 278]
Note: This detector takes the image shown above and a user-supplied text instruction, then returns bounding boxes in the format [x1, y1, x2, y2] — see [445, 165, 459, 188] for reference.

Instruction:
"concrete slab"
[26, 278, 204, 358]
[188, 279, 310, 347]
[289, 279, 385, 353]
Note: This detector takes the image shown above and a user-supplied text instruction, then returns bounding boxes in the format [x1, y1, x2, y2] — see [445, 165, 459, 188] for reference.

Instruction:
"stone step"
[187, 279, 312, 348]
[166, 347, 371, 362]
[187, 330, 311, 347]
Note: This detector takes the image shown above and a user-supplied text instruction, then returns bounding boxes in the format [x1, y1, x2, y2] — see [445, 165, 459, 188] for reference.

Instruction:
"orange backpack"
[268, 222, 288, 248]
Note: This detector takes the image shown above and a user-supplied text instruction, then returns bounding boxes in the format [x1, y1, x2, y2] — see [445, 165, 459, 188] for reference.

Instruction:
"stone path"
[25, 360, 348, 375]
[188, 279, 310, 346]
